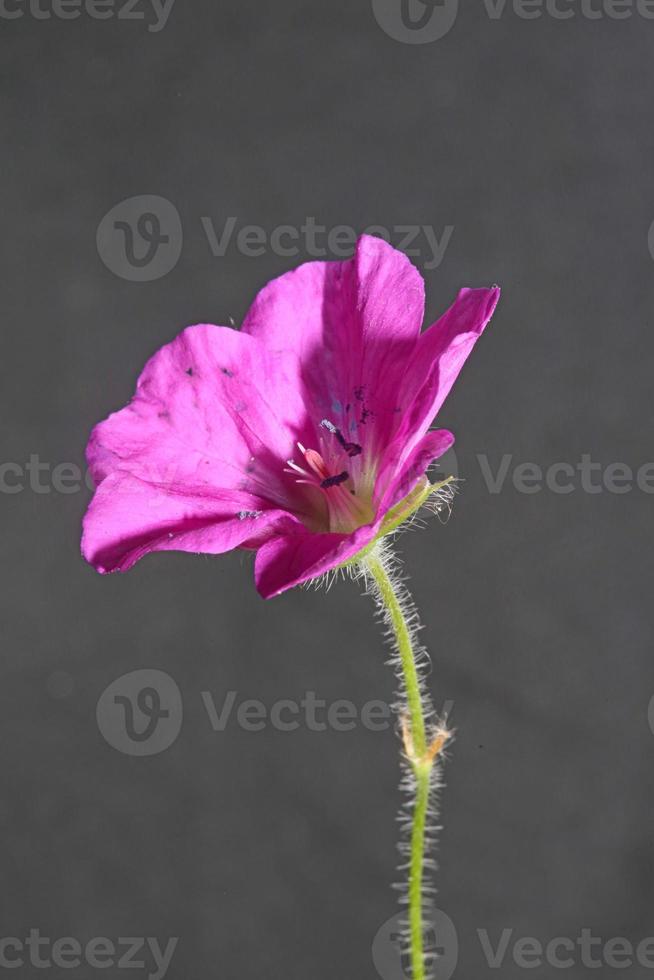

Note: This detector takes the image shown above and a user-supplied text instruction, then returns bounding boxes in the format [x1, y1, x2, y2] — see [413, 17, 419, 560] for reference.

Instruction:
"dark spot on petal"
[354, 386, 365, 401]
[221, 367, 234, 377]
[186, 367, 194, 376]
[321, 471, 349, 489]
[158, 411, 170, 419]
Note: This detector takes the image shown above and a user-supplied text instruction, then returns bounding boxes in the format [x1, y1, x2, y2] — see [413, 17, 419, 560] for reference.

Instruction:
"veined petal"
[390, 287, 500, 458]
[375, 428, 455, 514]
[254, 522, 379, 599]
[241, 235, 425, 457]
[82, 474, 301, 574]
[87, 323, 313, 512]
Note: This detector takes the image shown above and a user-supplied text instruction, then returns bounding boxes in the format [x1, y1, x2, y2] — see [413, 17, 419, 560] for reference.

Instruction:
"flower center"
[284, 419, 376, 534]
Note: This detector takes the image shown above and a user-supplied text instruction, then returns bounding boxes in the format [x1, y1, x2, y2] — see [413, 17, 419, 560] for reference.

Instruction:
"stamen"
[321, 471, 349, 489]
[284, 425, 375, 533]
[303, 448, 329, 480]
[320, 418, 362, 458]
[338, 436, 362, 458]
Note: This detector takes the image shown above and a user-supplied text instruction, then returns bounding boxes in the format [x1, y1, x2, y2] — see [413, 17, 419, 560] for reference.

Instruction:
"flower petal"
[254, 522, 379, 599]
[87, 323, 313, 511]
[375, 428, 455, 514]
[241, 235, 425, 454]
[390, 287, 500, 457]
[82, 472, 300, 574]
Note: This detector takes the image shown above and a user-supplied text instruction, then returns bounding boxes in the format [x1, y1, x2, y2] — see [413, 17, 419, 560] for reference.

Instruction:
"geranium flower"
[82, 235, 499, 598]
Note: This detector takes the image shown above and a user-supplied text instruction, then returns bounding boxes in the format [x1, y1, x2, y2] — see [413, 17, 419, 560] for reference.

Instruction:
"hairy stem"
[409, 768, 430, 980]
[362, 543, 447, 980]
[366, 548, 427, 759]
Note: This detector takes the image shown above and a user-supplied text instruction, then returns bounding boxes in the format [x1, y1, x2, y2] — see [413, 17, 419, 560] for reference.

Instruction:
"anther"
[321, 471, 349, 489]
[320, 418, 362, 458]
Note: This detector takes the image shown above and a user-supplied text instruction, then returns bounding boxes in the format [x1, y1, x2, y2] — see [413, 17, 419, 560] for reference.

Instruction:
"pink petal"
[254, 522, 379, 599]
[375, 428, 455, 514]
[82, 473, 301, 574]
[87, 323, 313, 509]
[390, 287, 500, 458]
[82, 323, 317, 575]
[241, 235, 425, 454]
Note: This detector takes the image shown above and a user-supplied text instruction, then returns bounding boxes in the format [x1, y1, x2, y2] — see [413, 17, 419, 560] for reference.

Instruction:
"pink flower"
[82, 236, 499, 598]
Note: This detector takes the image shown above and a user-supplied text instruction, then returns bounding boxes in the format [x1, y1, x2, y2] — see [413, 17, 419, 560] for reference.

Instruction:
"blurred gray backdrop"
[2, 1, 654, 978]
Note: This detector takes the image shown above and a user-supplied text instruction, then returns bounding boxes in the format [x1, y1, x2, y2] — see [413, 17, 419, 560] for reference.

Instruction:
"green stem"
[364, 547, 438, 980]
[365, 550, 426, 757]
[410, 769, 430, 980]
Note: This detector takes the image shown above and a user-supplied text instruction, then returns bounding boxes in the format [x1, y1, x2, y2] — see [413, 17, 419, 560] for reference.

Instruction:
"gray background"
[1, 1, 653, 978]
